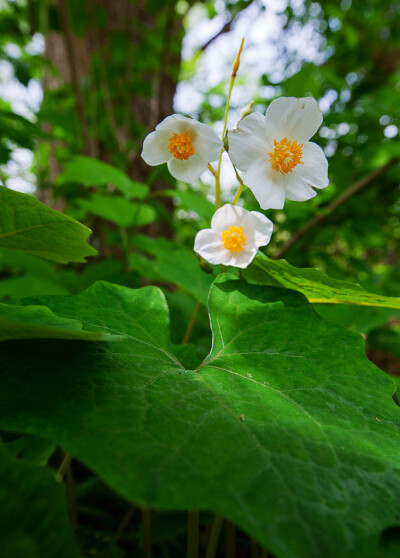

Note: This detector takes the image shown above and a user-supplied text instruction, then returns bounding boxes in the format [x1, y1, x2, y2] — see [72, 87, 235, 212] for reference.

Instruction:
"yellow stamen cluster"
[221, 226, 246, 253]
[168, 131, 195, 160]
[269, 137, 304, 174]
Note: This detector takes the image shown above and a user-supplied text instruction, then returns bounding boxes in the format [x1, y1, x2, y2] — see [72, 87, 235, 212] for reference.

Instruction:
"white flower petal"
[155, 114, 197, 133]
[194, 229, 228, 265]
[210, 203, 246, 233]
[283, 176, 317, 202]
[193, 122, 223, 162]
[167, 154, 207, 183]
[224, 247, 258, 269]
[227, 112, 268, 171]
[296, 141, 329, 189]
[243, 159, 286, 210]
[246, 211, 274, 247]
[265, 97, 323, 142]
[141, 129, 172, 166]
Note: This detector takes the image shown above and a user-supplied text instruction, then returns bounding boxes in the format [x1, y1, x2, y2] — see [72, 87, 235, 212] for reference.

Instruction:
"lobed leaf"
[0, 280, 399, 557]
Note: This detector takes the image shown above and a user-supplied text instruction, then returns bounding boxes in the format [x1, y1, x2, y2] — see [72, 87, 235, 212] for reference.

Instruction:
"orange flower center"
[168, 131, 195, 160]
[269, 137, 304, 174]
[221, 226, 246, 253]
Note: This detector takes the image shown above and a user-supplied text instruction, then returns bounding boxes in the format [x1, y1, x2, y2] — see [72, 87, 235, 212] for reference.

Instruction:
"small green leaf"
[77, 194, 156, 227]
[247, 254, 400, 309]
[0, 443, 82, 558]
[59, 156, 148, 199]
[0, 186, 97, 263]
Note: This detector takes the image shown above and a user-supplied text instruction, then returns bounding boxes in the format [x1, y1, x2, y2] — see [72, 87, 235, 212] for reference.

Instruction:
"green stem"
[231, 184, 245, 206]
[56, 451, 72, 482]
[226, 521, 236, 558]
[186, 510, 199, 558]
[215, 39, 244, 210]
[142, 507, 152, 558]
[231, 164, 246, 205]
[205, 515, 223, 558]
[181, 301, 201, 344]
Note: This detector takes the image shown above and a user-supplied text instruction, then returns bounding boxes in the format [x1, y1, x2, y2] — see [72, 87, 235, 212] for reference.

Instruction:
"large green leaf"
[0, 279, 399, 558]
[0, 186, 97, 263]
[0, 444, 82, 558]
[58, 156, 148, 199]
[247, 254, 400, 309]
[0, 302, 120, 341]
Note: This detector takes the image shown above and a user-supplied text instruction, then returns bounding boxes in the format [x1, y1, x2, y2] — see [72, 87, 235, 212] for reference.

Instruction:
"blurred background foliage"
[0, 0, 400, 553]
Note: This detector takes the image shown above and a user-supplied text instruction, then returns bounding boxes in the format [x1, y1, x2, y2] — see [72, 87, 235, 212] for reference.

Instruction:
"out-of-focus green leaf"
[0, 443, 82, 558]
[77, 194, 156, 227]
[0, 279, 399, 557]
[0, 186, 97, 263]
[246, 254, 400, 309]
[163, 189, 215, 219]
[58, 156, 148, 199]
[129, 235, 213, 305]
[4, 436, 56, 467]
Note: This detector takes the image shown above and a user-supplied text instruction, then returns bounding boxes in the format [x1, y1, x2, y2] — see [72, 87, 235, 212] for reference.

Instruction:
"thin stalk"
[215, 38, 244, 210]
[225, 521, 236, 558]
[56, 451, 72, 482]
[142, 508, 152, 558]
[208, 163, 217, 177]
[115, 505, 136, 540]
[205, 515, 223, 558]
[232, 184, 245, 206]
[181, 302, 201, 344]
[186, 510, 199, 558]
[231, 164, 246, 205]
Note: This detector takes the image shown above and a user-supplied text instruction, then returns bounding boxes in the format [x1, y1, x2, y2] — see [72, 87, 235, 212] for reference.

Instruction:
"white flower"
[141, 114, 222, 183]
[194, 204, 273, 269]
[227, 97, 329, 210]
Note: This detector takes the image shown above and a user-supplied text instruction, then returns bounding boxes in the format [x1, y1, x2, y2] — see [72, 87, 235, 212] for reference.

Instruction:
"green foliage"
[129, 235, 213, 304]
[0, 444, 82, 558]
[76, 194, 156, 228]
[0, 300, 119, 341]
[0, 186, 97, 263]
[0, 279, 399, 557]
[1, 0, 400, 556]
[247, 254, 400, 309]
[58, 156, 149, 199]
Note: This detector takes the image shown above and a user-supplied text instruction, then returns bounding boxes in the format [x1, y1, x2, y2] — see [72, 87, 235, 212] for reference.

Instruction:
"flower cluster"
[141, 97, 328, 269]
